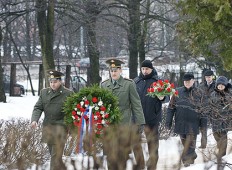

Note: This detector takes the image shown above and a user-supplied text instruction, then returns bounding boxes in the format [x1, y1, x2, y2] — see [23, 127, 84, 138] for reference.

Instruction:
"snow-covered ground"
[1, 78, 232, 170]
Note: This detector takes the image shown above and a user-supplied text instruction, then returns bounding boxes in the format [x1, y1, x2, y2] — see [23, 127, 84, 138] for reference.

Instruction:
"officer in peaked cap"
[47, 70, 64, 81]
[105, 58, 125, 69]
[31, 69, 72, 170]
[101, 58, 146, 169]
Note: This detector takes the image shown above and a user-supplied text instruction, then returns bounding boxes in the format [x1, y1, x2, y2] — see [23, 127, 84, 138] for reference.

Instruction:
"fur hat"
[216, 76, 228, 86]
[183, 73, 194, 81]
[141, 60, 153, 69]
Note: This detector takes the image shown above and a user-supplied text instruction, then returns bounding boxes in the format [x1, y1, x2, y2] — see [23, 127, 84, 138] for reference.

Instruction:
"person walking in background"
[134, 59, 165, 170]
[101, 58, 146, 169]
[165, 73, 207, 167]
[209, 76, 232, 160]
[198, 69, 216, 149]
[31, 70, 73, 170]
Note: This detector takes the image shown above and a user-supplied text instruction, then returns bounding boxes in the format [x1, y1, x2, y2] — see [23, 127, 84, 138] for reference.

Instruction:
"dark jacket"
[166, 85, 207, 135]
[101, 76, 145, 125]
[198, 80, 216, 97]
[209, 82, 232, 132]
[134, 70, 163, 126]
[31, 85, 73, 144]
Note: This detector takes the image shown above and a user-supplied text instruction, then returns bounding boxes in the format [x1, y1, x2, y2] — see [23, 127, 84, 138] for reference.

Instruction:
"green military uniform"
[101, 59, 146, 169]
[101, 76, 145, 125]
[31, 70, 72, 170]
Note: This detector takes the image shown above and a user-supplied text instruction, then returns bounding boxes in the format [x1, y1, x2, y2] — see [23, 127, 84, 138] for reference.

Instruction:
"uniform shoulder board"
[124, 78, 133, 82]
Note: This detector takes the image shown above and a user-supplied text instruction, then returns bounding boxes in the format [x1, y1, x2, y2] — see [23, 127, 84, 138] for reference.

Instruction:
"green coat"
[31, 85, 73, 144]
[101, 76, 145, 125]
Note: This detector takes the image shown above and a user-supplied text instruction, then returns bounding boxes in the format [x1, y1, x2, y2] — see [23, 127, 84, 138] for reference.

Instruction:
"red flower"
[100, 106, 106, 111]
[80, 107, 86, 112]
[157, 88, 163, 92]
[170, 83, 175, 88]
[92, 97, 98, 103]
[97, 124, 103, 129]
[166, 88, 171, 92]
[164, 79, 169, 83]
[175, 90, 179, 96]
[104, 114, 109, 118]
[76, 103, 81, 109]
[72, 111, 76, 116]
[96, 111, 100, 116]
[85, 100, 89, 105]
[152, 82, 157, 86]
[74, 115, 79, 119]
[96, 130, 101, 135]
[158, 80, 163, 86]
[73, 121, 79, 127]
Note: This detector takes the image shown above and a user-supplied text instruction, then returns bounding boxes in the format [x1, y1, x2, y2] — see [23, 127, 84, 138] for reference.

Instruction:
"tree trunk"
[138, 0, 150, 65]
[36, 0, 55, 87]
[0, 26, 6, 103]
[128, 0, 141, 79]
[85, 1, 101, 85]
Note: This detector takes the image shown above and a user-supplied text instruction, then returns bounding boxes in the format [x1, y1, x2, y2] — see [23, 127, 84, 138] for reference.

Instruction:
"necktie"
[113, 81, 117, 87]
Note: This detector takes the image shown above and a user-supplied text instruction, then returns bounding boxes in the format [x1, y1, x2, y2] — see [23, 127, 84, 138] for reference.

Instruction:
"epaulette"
[101, 79, 109, 84]
[124, 78, 133, 82]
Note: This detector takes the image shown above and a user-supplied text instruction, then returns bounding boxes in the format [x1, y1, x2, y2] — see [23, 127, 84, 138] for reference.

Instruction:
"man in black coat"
[134, 60, 164, 170]
[166, 73, 207, 167]
[198, 70, 216, 148]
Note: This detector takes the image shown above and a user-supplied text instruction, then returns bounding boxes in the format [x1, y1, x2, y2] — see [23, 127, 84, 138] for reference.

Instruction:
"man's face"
[184, 79, 195, 89]
[110, 68, 122, 80]
[141, 67, 153, 75]
[50, 79, 62, 91]
[205, 75, 213, 84]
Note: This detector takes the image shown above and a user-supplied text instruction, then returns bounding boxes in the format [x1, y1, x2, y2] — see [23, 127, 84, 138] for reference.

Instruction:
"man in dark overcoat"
[166, 73, 207, 167]
[31, 70, 73, 170]
[134, 59, 165, 169]
[101, 58, 146, 169]
[198, 70, 216, 148]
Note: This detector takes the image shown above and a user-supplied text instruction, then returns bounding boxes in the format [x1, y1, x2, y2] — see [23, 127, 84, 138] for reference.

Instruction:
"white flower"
[77, 111, 81, 115]
[95, 106, 99, 110]
[100, 111, 105, 114]
[72, 116, 76, 120]
[74, 108, 77, 111]
[102, 120, 105, 124]
[94, 115, 98, 120]
[98, 100, 103, 106]
[80, 101, 84, 106]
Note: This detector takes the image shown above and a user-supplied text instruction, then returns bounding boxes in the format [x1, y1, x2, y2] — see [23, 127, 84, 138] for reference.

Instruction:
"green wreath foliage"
[63, 84, 122, 135]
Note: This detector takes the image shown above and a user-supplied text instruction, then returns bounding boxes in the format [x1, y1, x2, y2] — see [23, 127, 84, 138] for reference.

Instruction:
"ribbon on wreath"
[76, 106, 94, 153]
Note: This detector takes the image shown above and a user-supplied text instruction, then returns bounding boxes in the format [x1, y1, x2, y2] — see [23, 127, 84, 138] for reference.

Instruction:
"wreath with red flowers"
[63, 85, 121, 138]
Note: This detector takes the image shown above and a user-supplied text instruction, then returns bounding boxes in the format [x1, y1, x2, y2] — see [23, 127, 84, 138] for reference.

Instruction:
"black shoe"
[184, 163, 190, 167]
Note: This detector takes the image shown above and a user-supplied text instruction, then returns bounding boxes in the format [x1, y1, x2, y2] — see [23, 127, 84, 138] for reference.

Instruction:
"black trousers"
[145, 125, 159, 170]
[179, 134, 197, 164]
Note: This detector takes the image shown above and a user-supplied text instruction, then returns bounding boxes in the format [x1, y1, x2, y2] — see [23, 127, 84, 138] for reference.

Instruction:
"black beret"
[141, 60, 154, 69]
[47, 70, 64, 80]
[204, 70, 214, 76]
[183, 73, 194, 81]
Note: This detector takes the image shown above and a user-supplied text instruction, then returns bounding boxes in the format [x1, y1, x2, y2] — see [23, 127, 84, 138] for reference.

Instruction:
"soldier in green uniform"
[31, 70, 73, 170]
[101, 59, 146, 169]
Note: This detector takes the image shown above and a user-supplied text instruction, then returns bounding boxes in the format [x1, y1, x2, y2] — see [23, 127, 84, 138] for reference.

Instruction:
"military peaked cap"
[105, 58, 125, 69]
[47, 70, 64, 80]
